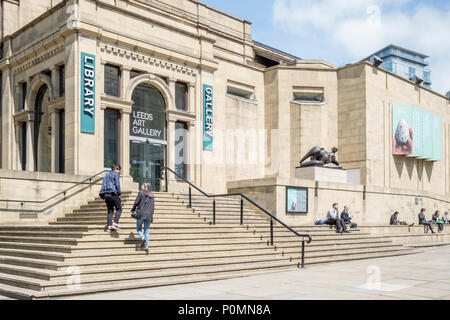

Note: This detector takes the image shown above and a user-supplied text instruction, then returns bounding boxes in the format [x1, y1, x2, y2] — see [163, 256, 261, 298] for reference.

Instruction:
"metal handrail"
[162, 166, 312, 268]
[0, 170, 109, 205]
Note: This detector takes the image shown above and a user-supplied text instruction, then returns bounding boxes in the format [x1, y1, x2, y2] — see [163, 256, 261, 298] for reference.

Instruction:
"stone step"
[0, 242, 72, 254]
[58, 243, 407, 271]
[0, 231, 85, 239]
[0, 260, 299, 293]
[0, 248, 67, 262]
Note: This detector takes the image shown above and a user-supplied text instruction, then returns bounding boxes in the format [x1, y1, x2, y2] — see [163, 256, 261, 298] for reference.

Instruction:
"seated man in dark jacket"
[418, 208, 434, 234]
[390, 211, 414, 226]
[100, 164, 122, 232]
[341, 205, 357, 228]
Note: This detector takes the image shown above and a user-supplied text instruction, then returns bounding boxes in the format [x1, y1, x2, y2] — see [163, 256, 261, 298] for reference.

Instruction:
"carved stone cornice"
[99, 43, 197, 77]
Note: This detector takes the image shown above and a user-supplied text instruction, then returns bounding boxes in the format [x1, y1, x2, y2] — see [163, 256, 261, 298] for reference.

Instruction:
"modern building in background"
[361, 44, 432, 88]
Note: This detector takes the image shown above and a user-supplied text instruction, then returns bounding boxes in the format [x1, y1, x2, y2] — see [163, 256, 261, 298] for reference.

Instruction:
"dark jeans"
[420, 221, 434, 233]
[327, 218, 348, 232]
[435, 222, 444, 232]
[104, 193, 122, 226]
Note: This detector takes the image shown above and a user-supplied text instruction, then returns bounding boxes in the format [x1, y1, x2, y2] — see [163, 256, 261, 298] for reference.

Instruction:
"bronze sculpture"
[299, 146, 343, 169]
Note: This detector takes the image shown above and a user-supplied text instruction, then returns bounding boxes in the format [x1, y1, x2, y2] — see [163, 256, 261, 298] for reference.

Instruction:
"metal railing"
[162, 166, 312, 268]
[0, 170, 109, 213]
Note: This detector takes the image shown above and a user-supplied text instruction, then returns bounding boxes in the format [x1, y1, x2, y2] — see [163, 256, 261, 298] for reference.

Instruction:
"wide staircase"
[0, 189, 424, 299]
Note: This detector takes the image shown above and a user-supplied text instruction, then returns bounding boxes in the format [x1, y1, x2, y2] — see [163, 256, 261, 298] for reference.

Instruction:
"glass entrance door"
[130, 141, 165, 191]
[129, 83, 167, 191]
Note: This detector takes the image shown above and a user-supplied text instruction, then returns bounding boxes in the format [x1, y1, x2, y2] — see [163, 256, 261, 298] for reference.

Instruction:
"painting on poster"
[392, 104, 413, 155]
[408, 107, 423, 158]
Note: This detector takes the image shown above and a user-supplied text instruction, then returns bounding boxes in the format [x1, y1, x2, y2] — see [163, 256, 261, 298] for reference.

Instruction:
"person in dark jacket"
[99, 164, 122, 232]
[432, 210, 444, 233]
[132, 183, 155, 254]
[418, 208, 434, 234]
[341, 205, 357, 228]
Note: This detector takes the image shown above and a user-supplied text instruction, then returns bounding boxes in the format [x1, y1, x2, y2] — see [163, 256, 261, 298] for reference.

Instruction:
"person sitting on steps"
[432, 210, 445, 233]
[326, 203, 350, 234]
[340, 205, 357, 229]
[418, 208, 435, 234]
[443, 211, 449, 224]
[390, 211, 414, 226]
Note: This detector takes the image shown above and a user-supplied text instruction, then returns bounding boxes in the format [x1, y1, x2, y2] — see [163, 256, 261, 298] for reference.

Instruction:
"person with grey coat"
[132, 183, 155, 253]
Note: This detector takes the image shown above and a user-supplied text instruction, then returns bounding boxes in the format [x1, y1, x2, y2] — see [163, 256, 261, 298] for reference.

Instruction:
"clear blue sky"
[200, 0, 450, 95]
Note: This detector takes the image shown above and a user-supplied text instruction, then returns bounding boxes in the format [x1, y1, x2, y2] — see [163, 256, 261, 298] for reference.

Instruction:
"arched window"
[129, 83, 167, 190]
[33, 85, 51, 172]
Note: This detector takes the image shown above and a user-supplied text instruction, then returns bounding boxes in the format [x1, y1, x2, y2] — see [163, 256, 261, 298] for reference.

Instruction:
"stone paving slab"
[61, 246, 450, 300]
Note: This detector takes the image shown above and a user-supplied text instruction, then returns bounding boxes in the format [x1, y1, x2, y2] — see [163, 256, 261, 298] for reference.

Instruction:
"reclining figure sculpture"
[299, 146, 343, 169]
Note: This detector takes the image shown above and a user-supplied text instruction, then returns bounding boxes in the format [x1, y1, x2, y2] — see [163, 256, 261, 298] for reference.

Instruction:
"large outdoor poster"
[392, 104, 413, 155]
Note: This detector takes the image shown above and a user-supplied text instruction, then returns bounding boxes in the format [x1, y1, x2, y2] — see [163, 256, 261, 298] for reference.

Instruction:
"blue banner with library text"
[81, 52, 96, 133]
[203, 84, 213, 151]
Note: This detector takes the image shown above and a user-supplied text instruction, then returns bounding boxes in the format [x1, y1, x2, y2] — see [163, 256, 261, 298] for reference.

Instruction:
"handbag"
[131, 197, 148, 220]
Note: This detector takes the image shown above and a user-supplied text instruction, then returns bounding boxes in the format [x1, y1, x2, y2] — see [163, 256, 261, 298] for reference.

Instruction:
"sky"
[200, 0, 450, 95]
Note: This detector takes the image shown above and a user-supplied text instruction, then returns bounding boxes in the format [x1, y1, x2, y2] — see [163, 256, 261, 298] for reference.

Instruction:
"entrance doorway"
[129, 83, 167, 191]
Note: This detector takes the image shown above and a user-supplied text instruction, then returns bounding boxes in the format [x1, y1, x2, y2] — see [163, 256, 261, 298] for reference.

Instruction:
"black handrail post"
[240, 198, 244, 225]
[301, 240, 305, 268]
[213, 199, 216, 225]
[165, 168, 168, 192]
[188, 187, 192, 208]
[270, 219, 274, 245]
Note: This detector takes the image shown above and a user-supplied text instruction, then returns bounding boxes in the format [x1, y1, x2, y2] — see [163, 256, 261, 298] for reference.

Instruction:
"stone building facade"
[0, 0, 449, 224]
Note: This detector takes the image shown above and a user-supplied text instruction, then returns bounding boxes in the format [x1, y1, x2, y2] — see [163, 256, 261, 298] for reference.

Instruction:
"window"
[175, 121, 188, 179]
[20, 122, 27, 170]
[175, 82, 188, 111]
[57, 110, 65, 173]
[423, 71, 431, 83]
[21, 82, 27, 111]
[226, 81, 256, 102]
[58, 65, 65, 97]
[104, 109, 121, 168]
[409, 67, 416, 79]
[104, 64, 121, 97]
[292, 87, 325, 104]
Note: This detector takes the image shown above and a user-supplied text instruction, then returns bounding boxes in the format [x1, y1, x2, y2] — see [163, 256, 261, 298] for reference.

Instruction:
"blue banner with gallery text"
[203, 84, 213, 151]
[81, 52, 96, 133]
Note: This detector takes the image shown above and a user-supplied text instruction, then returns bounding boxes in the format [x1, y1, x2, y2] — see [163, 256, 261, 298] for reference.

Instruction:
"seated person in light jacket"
[326, 203, 349, 234]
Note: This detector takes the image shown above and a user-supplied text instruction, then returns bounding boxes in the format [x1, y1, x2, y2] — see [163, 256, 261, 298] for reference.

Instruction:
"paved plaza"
[46, 245, 450, 300]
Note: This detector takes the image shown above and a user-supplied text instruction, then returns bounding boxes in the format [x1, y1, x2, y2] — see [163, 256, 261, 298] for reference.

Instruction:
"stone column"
[121, 67, 131, 99]
[50, 110, 58, 173]
[167, 119, 176, 183]
[1, 69, 14, 169]
[188, 82, 196, 113]
[120, 108, 131, 177]
[26, 120, 35, 171]
[13, 122, 21, 170]
[188, 121, 196, 182]
[50, 66, 59, 99]
[168, 78, 177, 111]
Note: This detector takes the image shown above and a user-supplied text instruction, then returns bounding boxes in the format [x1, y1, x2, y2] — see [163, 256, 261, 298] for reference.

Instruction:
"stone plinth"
[295, 166, 347, 183]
